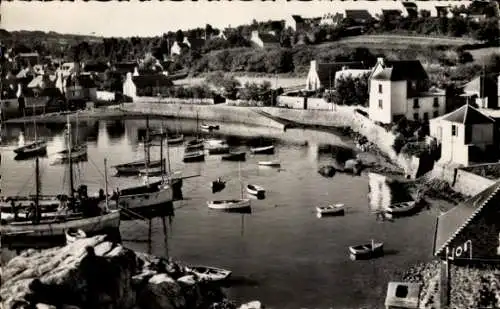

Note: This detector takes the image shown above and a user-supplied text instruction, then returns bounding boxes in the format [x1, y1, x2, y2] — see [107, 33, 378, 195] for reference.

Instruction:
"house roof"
[441, 104, 495, 124]
[27, 75, 56, 88]
[187, 38, 206, 50]
[259, 32, 280, 44]
[402, 2, 418, 9]
[114, 62, 137, 73]
[372, 60, 428, 81]
[292, 15, 305, 23]
[65, 74, 97, 88]
[316, 62, 366, 88]
[434, 179, 500, 256]
[345, 10, 374, 21]
[132, 75, 173, 88]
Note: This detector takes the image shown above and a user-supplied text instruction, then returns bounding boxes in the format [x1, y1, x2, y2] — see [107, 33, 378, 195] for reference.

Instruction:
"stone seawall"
[121, 103, 286, 130]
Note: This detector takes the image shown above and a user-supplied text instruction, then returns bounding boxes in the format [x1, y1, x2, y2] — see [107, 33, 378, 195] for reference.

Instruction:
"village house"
[429, 104, 496, 167]
[249, 30, 281, 49]
[460, 74, 499, 110]
[305, 60, 366, 92]
[27, 74, 57, 97]
[65, 73, 98, 104]
[122, 72, 173, 100]
[368, 57, 446, 124]
[14, 52, 40, 68]
[57, 62, 76, 78]
[284, 15, 308, 32]
[319, 13, 344, 26]
[344, 10, 375, 24]
[402, 2, 419, 18]
[170, 37, 206, 56]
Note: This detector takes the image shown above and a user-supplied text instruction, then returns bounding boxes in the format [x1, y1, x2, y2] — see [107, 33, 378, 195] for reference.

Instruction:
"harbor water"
[0, 118, 439, 309]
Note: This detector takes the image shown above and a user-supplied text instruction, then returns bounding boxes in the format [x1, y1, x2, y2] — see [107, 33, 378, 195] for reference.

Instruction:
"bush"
[400, 142, 430, 158]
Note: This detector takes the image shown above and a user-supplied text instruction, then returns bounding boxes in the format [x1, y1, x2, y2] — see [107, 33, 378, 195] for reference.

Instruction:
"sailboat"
[185, 112, 204, 151]
[113, 118, 165, 175]
[112, 118, 174, 220]
[13, 101, 47, 158]
[0, 117, 120, 249]
[207, 162, 251, 211]
[57, 113, 87, 163]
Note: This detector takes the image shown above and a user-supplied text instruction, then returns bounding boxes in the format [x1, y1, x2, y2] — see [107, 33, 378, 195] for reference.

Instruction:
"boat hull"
[250, 146, 275, 155]
[0, 210, 121, 249]
[349, 243, 384, 260]
[183, 152, 205, 163]
[14, 141, 48, 158]
[385, 201, 417, 216]
[221, 152, 246, 161]
[117, 185, 174, 220]
[316, 204, 345, 217]
[246, 185, 265, 196]
[258, 161, 281, 167]
[207, 199, 251, 211]
[114, 159, 165, 175]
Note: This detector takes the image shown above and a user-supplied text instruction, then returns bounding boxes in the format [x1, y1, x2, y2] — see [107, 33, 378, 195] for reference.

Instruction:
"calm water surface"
[1, 118, 438, 309]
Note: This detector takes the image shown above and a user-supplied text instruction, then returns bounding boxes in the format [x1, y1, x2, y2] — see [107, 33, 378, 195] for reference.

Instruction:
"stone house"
[305, 60, 366, 92]
[429, 104, 496, 167]
[368, 58, 446, 124]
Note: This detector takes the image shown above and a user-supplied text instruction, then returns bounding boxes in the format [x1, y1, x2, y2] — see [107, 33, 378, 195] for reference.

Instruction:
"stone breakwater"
[121, 103, 286, 130]
[0, 235, 262, 309]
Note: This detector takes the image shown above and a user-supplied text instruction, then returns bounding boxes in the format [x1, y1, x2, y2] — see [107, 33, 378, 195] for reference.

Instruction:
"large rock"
[1, 236, 230, 309]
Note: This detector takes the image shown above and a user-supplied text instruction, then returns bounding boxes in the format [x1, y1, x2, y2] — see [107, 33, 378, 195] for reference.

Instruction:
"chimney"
[251, 30, 259, 39]
[377, 57, 385, 67]
[311, 60, 318, 72]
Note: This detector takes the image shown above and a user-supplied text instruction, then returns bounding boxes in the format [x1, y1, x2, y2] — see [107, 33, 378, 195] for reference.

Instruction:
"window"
[423, 112, 429, 121]
[452, 124, 457, 136]
[413, 98, 419, 108]
[395, 285, 409, 298]
[378, 99, 383, 108]
[413, 113, 419, 121]
[378, 84, 383, 94]
[433, 111, 439, 118]
[433, 97, 439, 107]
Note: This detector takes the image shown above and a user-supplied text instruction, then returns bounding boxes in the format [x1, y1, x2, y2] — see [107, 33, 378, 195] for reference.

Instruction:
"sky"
[1, 1, 470, 38]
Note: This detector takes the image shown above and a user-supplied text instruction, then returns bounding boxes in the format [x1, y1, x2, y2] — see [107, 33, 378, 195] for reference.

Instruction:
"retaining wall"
[258, 105, 357, 127]
[453, 169, 495, 196]
[134, 97, 215, 105]
[121, 102, 285, 130]
[276, 96, 333, 111]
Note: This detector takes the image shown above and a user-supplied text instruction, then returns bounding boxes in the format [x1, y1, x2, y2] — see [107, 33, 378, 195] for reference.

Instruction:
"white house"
[429, 104, 496, 167]
[305, 60, 366, 91]
[285, 15, 307, 31]
[57, 62, 76, 78]
[368, 57, 446, 124]
[170, 37, 206, 56]
[250, 31, 280, 49]
[123, 72, 174, 100]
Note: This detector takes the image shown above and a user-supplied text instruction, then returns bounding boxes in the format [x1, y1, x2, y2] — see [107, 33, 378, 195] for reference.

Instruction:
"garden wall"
[258, 105, 357, 127]
[135, 97, 215, 105]
[276, 96, 332, 110]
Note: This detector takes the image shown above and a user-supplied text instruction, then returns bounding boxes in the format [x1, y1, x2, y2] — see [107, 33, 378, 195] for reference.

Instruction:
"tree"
[175, 30, 184, 43]
[457, 50, 474, 64]
[332, 73, 370, 106]
[205, 24, 214, 38]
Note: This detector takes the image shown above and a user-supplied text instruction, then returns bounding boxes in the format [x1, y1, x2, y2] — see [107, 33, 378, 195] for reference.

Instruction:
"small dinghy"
[166, 134, 184, 145]
[207, 199, 251, 211]
[349, 240, 384, 260]
[258, 160, 281, 167]
[211, 178, 226, 193]
[246, 184, 265, 196]
[65, 228, 87, 244]
[250, 145, 275, 155]
[183, 150, 205, 163]
[221, 151, 246, 161]
[200, 124, 220, 131]
[207, 140, 230, 155]
[385, 201, 417, 216]
[316, 204, 345, 217]
[186, 139, 205, 151]
[185, 265, 231, 281]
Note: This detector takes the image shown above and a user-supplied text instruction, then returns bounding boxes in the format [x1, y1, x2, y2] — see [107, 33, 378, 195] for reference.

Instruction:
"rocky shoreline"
[0, 235, 262, 309]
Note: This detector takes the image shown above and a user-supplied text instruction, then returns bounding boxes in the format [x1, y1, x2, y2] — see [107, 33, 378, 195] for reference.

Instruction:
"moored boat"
[385, 201, 417, 215]
[14, 140, 47, 158]
[258, 160, 281, 167]
[316, 204, 345, 217]
[185, 265, 231, 281]
[65, 228, 87, 244]
[200, 124, 220, 131]
[349, 240, 384, 260]
[250, 145, 275, 155]
[113, 159, 165, 175]
[206, 140, 230, 155]
[183, 150, 205, 163]
[221, 151, 246, 161]
[246, 184, 265, 196]
[211, 178, 226, 193]
[207, 199, 251, 211]
[57, 144, 88, 162]
[166, 134, 184, 145]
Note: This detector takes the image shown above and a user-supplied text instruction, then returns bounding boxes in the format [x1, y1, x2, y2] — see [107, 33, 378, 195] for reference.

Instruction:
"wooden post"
[440, 248, 451, 309]
[161, 216, 168, 259]
[148, 218, 152, 255]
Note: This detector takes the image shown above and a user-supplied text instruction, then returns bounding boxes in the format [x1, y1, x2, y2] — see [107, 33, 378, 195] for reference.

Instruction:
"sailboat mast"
[34, 155, 40, 224]
[104, 158, 109, 211]
[67, 116, 74, 200]
[160, 126, 164, 183]
[33, 104, 37, 141]
[238, 161, 243, 199]
[144, 117, 150, 180]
